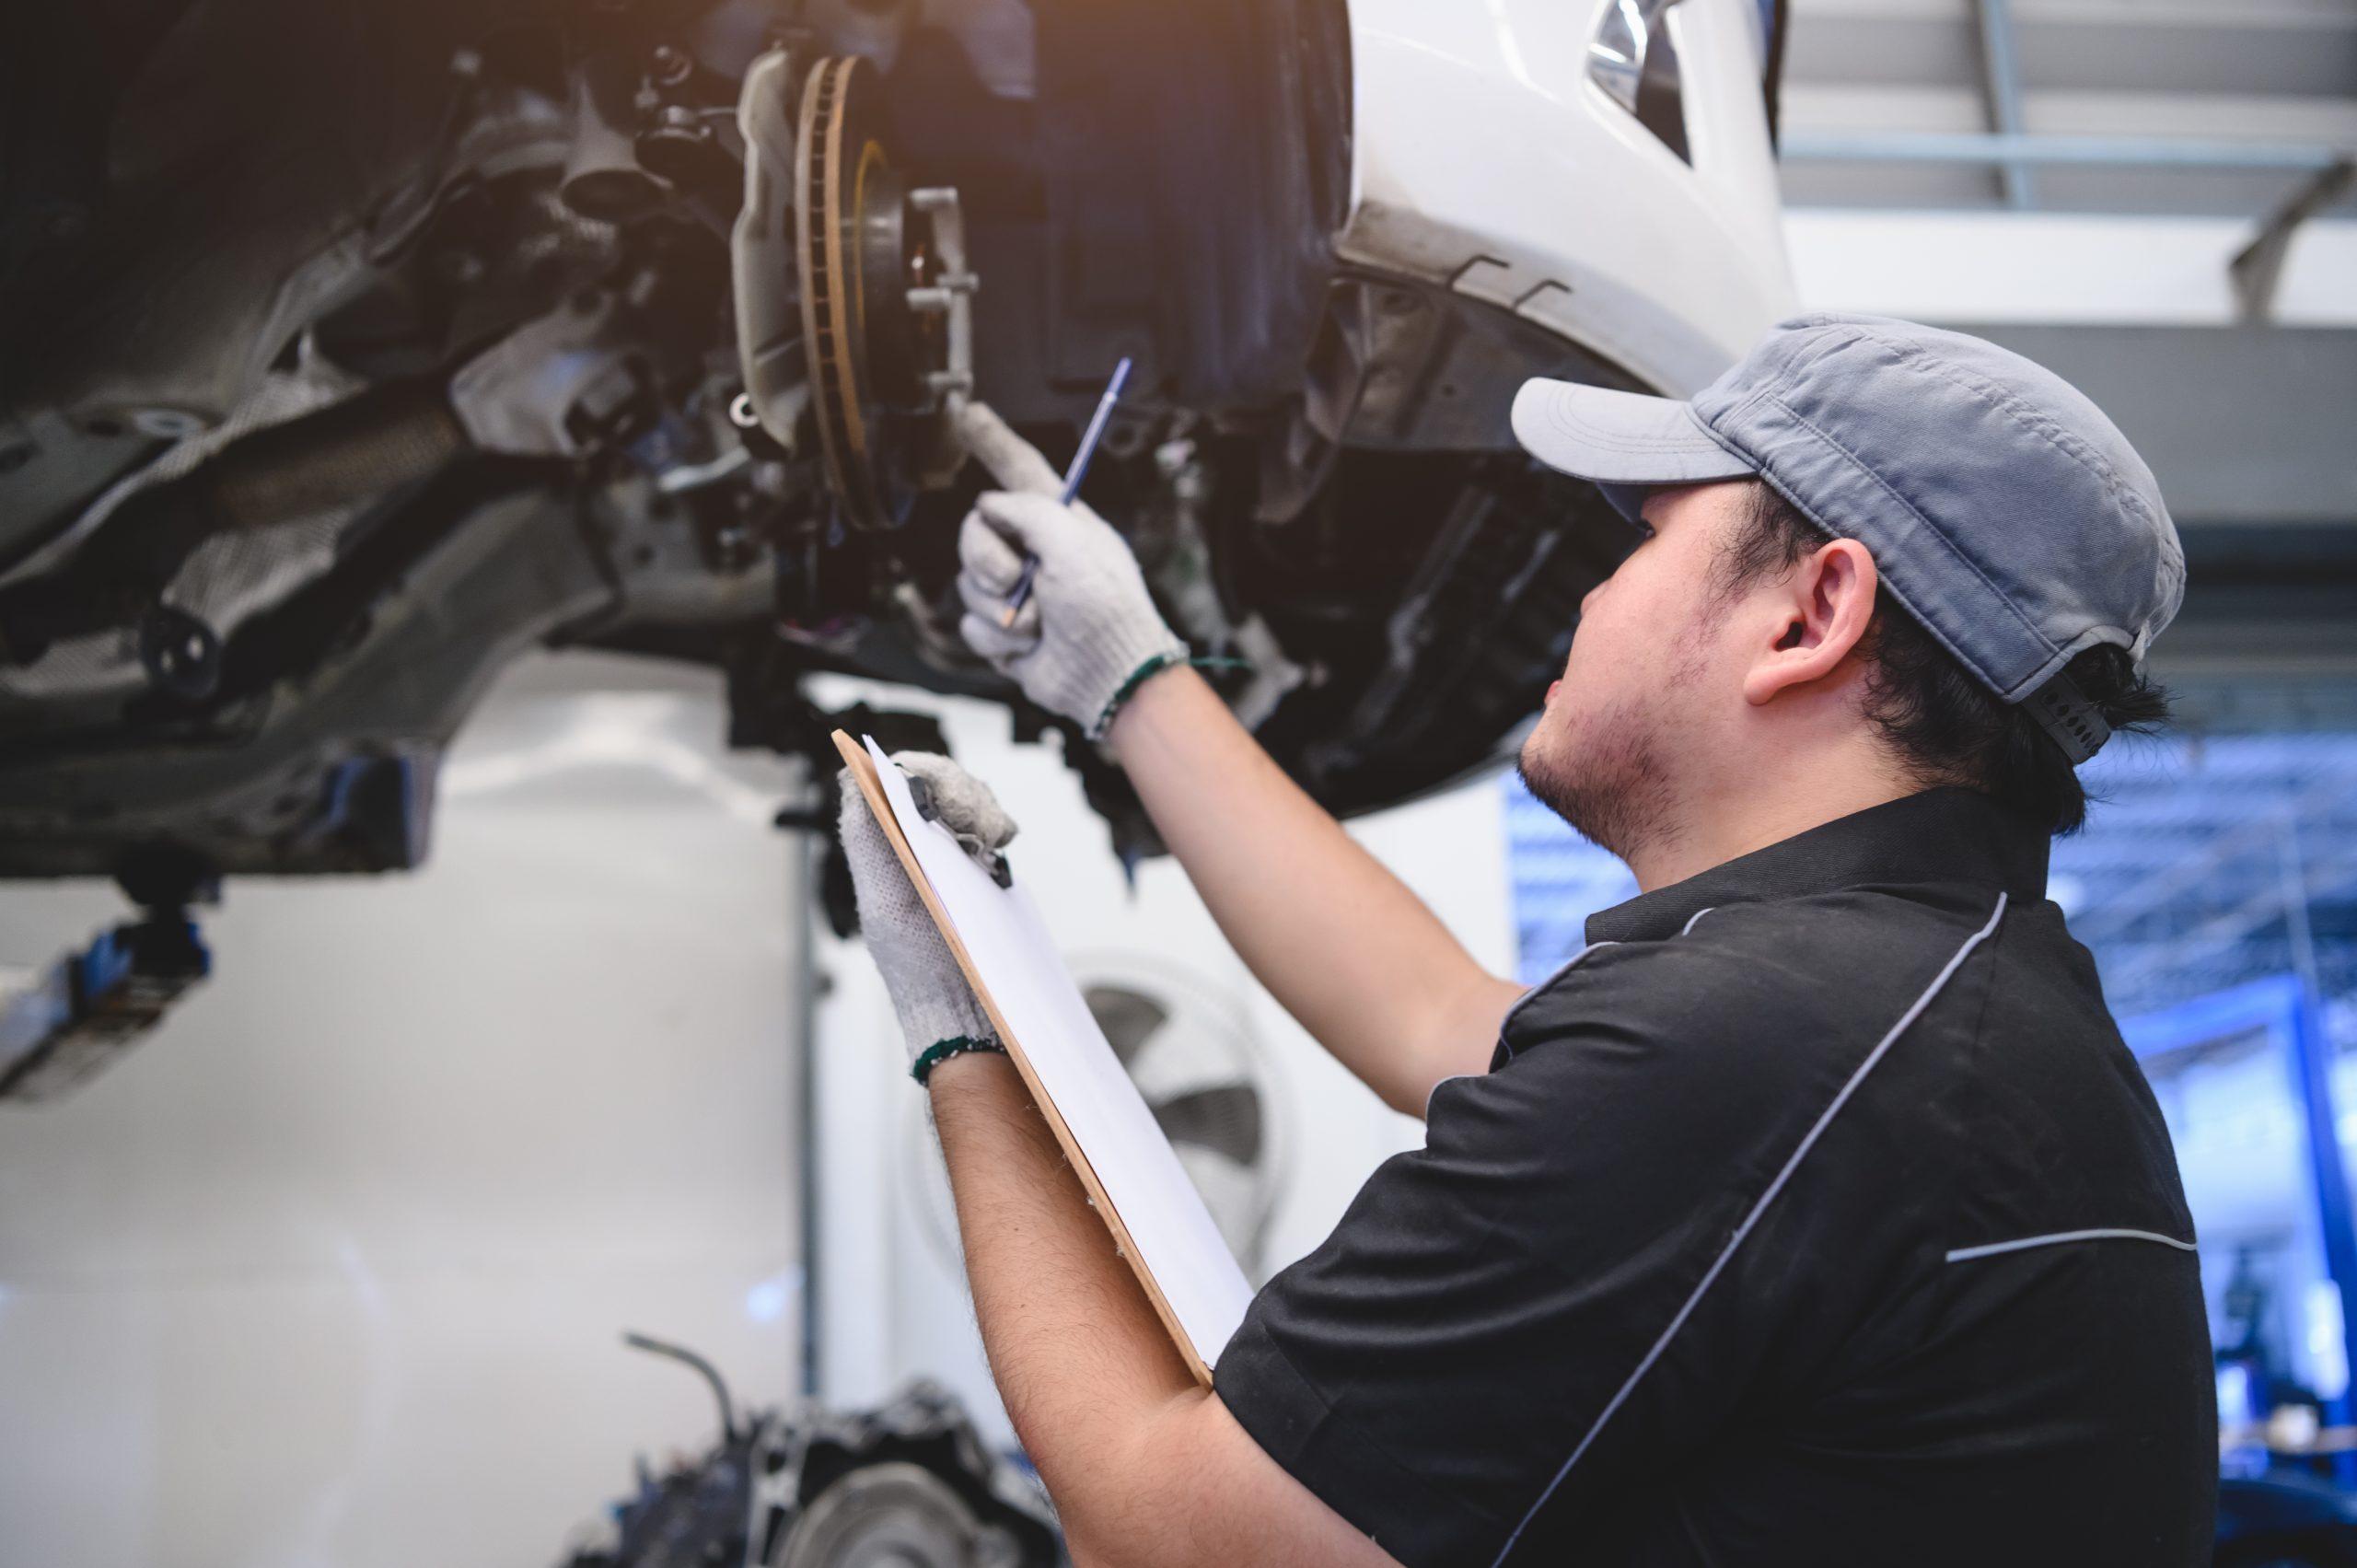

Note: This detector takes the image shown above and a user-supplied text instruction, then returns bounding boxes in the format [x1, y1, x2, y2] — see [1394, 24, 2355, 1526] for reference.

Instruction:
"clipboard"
[834, 730, 1251, 1385]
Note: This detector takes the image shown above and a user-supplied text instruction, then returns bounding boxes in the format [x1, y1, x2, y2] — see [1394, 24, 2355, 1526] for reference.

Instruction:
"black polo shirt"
[1214, 787, 2216, 1566]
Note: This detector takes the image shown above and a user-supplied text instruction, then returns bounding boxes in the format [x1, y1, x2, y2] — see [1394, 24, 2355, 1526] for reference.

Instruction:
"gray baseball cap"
[1511, 312, 2183, 761]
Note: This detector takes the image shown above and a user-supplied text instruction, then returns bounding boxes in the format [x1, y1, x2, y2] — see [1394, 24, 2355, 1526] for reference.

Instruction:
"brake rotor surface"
[796, 55, 922, 531]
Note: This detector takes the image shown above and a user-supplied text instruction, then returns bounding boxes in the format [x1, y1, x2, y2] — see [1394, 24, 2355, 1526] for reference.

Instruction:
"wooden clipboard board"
[833, 730, 1216, 1386]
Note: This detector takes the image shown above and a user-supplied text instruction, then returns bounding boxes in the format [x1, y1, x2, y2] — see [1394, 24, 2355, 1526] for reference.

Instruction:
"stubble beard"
[1518, 620, 1712, 869]
[1516, 697, 1681, 868]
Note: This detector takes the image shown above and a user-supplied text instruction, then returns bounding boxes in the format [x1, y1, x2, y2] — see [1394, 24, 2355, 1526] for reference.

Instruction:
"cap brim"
[1511, 378, 1759, 521]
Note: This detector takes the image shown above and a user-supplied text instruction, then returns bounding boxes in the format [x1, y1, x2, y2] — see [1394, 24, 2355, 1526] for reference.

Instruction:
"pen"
[1002, 356, 1132, 628]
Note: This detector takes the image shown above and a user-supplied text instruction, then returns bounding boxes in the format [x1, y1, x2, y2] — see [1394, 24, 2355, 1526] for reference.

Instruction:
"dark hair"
[1715, 482, 2170, 835]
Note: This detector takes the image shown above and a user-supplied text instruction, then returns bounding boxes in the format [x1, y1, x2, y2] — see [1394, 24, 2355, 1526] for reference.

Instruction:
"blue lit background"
[1505, 733, 2357, 1026]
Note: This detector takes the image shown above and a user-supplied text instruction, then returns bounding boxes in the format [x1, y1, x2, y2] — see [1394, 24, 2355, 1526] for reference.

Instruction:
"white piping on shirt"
[1492, 911, 1713, 1069]
[1492, 942, 1618, 1063]
[1945, 1227, 2197, 1263]
[1486, 891, 2011, 1568]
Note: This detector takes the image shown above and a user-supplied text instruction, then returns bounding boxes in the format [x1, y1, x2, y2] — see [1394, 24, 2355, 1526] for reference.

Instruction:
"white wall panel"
[0, 653, 803, 1568]
[1785, 210, 2357, 324]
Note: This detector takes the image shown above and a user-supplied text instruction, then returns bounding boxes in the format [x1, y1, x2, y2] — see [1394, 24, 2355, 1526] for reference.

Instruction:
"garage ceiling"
[1781, 0, 2357, 215]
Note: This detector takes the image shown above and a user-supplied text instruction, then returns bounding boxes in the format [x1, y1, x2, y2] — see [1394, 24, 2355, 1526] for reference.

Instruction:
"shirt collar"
[1585, 787, 2052, 945]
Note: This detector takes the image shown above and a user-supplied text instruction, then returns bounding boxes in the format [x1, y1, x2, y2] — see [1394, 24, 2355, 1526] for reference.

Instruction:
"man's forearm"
[926, 1051, 1198, 1479]
[925, 1052, 1398, 1568]
[1108, 666, 1519, 1114]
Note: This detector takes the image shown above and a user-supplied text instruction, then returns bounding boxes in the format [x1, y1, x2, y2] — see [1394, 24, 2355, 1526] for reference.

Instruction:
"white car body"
[1342, 0, 1796, 394]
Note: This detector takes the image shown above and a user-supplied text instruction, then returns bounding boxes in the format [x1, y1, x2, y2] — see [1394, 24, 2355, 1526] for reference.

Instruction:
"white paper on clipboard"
[863, 737, 1253, 1370]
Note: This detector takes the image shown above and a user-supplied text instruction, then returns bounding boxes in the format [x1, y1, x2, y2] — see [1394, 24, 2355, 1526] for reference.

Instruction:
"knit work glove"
[836, 751, 1018, 1069]
[952, 404, 1187, 738]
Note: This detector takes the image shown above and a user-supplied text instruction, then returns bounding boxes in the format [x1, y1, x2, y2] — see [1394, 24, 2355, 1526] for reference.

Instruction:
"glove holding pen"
[952, 403, 1188, 740]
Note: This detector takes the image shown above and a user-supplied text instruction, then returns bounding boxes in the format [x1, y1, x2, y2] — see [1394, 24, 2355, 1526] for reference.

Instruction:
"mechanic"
[835, 313, 2217, 1566]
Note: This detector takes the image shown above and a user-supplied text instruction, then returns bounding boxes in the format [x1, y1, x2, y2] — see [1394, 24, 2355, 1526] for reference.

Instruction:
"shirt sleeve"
[1212, 938, 1893, 1568]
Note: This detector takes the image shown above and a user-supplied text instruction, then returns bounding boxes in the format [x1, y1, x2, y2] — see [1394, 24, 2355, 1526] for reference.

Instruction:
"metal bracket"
[2232, 157, 2356, 324]
[904, 185, 979, 488]
[1972, 0, 2034, 210]
[905, 188, 978, 409]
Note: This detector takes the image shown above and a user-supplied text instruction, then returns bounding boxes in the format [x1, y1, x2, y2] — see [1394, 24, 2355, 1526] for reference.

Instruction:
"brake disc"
[774, 1460, 1024, 1568]
[795, 54, 934, 531]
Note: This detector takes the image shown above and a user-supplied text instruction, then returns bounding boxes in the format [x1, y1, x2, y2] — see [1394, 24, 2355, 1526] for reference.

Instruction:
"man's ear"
[1741, 538, 1879, 706]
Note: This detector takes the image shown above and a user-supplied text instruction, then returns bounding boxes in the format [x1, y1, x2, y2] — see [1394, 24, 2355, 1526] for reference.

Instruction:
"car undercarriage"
[0, 0, 1791, 1090]
[3, 0, 1739, 874]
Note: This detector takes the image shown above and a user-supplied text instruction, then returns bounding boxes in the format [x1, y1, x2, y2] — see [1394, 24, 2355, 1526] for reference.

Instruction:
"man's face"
[1516, 482, 1750, 860]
